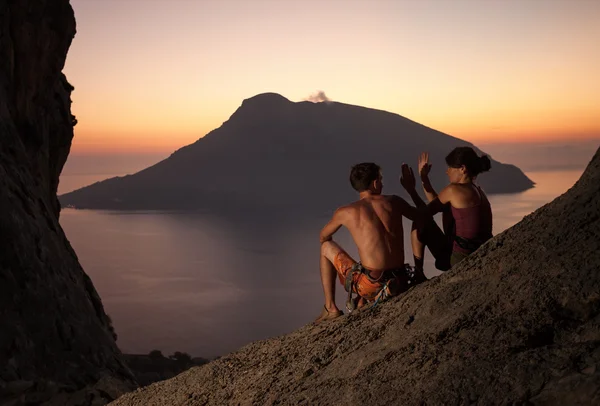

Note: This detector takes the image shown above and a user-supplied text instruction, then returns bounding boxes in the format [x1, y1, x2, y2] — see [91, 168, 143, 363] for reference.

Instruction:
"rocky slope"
[0, 1, 135, 405]
[111, 148, 600, 405]
[59, 93, 533, 213]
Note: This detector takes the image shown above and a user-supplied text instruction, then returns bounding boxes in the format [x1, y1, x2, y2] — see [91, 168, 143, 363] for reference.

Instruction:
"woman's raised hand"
[418, 152, 432, 179]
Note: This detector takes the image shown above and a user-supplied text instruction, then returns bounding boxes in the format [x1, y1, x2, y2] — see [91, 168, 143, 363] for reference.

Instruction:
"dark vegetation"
[123, 351, 211, 387]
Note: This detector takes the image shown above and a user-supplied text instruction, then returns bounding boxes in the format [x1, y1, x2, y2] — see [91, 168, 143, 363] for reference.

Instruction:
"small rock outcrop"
[112, 148, 600, 405]
[59, 93, 533, 212]
[0, 1, 135, 405]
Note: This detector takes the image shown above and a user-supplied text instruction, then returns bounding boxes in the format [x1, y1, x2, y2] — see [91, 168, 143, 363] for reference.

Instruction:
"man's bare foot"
[314, 305, 343, 323]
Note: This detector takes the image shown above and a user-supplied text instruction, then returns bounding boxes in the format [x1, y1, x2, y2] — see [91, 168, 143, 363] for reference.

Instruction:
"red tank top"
[450, 185, 493, 253]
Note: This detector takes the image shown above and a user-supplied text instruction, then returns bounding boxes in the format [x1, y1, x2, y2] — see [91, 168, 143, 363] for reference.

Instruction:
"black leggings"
[413, 207, 471, 271]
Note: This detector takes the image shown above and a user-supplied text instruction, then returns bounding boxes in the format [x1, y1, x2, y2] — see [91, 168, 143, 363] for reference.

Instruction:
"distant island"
[59, 93, 534, 213]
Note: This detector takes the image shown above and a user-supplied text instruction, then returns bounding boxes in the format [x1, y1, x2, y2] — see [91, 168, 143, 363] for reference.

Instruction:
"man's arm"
[391, 195, 428, 222]
[407, 187, 427, 208]
[319, 208, 345, 243]
[400, 163, 428, 208]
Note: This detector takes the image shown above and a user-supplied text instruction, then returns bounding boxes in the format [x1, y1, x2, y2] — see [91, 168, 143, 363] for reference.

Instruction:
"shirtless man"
[315, 162, 426, 322]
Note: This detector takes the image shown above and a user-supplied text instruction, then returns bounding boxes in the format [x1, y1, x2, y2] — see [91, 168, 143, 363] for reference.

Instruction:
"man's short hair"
[349, 162, 381, 192]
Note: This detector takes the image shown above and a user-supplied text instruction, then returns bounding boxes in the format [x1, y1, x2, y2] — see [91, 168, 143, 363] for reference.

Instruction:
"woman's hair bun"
[479, 155, 491, 173]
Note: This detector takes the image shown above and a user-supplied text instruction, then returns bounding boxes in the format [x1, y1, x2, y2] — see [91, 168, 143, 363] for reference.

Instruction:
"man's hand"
[400, 163, 416, 192]
[418, 152, 432, 180]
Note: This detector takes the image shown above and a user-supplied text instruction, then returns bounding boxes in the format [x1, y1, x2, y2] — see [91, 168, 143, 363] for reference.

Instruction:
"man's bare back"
[334, 195, 415, 273]
[315, 162, 422, 322]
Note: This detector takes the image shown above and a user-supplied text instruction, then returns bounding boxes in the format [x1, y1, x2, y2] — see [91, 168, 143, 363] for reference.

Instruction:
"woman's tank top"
[450, 185, 493, 254]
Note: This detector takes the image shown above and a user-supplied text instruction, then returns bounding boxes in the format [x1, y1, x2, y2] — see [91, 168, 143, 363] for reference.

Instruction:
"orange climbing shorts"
[332, 252, 410, 301]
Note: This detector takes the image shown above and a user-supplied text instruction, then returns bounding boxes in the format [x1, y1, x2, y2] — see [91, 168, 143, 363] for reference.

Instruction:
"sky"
[64, 0, 600, 154]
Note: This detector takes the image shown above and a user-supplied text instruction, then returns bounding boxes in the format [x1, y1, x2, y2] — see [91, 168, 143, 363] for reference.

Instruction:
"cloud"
[305, 90, 331, 103]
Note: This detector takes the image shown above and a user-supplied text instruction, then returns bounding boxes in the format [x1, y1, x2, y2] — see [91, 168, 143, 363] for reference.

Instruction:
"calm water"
[59, 169, 583, 358]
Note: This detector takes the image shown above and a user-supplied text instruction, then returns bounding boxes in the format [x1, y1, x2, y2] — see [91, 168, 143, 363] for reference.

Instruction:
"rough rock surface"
[0, 1, 135, 405]
[112, 148, 600, 405]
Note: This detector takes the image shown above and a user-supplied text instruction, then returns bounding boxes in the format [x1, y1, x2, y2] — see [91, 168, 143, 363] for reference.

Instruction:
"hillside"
[112, 148, 600, 405]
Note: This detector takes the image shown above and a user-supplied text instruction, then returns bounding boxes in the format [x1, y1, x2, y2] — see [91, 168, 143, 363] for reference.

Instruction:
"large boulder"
[111, 148, 600, 405]
[0, 1, 135, 404]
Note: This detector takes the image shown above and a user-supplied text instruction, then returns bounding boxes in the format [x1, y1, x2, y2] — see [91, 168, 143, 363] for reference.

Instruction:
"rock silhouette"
[0, 1, 134, 405]
[59, 93, 533, 213]
[111, 149, 600, 405]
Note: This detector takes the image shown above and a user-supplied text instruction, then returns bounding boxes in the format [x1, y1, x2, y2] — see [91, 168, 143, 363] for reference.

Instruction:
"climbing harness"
[453, 234, 491, 252]
[344, 263, 416, 313]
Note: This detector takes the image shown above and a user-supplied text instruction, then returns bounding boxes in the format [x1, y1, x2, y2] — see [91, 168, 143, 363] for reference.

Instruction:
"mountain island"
[59, 93, 533, 213]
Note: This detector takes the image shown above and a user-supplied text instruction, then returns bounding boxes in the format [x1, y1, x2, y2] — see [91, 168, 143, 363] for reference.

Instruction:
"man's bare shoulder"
[386, 194, 418, 212]
[365, 195, 408, 211]
[340, 199, 376, 215]
[333, 203, 358, 216]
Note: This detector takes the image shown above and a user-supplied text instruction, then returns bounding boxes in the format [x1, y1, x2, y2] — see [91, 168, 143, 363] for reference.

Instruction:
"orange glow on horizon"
[65, 0, 600, 154]
[69, 96, 600, 154]
[70, 128, 205, 154]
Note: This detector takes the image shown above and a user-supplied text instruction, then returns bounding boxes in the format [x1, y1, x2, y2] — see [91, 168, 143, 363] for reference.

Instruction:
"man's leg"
[317, 240, 359, 323]
[320, 241, 341, 313]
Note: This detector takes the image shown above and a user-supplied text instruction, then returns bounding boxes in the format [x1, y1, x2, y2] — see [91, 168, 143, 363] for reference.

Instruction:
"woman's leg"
[411, 222, 427, 272]
[411, 216, 453, 272]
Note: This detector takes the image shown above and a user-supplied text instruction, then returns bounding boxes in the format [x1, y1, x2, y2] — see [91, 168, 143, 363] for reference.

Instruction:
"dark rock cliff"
[0, 1, 135, 404]
[111, 148, 600, 405]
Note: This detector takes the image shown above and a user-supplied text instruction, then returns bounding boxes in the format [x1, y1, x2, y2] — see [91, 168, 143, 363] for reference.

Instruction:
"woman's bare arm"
[421, 177, 438, 202]
[426, 184, 456, 215]
[419, 152, 438, 202]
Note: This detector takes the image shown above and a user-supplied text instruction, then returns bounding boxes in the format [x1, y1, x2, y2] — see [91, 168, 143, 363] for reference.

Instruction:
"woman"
[402, 147, 493, 273]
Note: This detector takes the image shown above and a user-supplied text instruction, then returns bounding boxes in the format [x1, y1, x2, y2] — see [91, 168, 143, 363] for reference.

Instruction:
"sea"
[58, 153, 588, 359]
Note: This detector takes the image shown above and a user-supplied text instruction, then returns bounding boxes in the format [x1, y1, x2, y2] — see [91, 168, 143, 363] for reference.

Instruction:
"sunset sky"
[64, 0, 600, 154]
